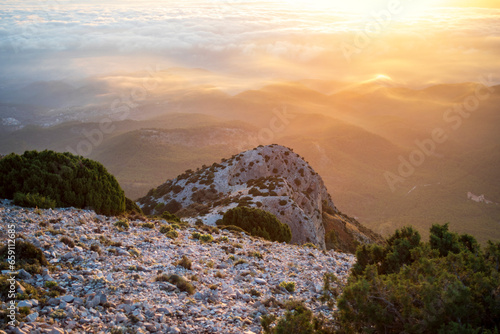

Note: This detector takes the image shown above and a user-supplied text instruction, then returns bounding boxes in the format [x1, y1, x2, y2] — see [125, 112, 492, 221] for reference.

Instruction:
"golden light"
[283, 0, 454, 17]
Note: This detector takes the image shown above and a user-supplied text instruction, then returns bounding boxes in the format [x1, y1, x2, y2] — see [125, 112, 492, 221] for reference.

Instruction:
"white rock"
[17, 300, 32, 308]
[61, 295, 74, 303]
[254, 278, 267, 285]
[26, 312, 38, 322]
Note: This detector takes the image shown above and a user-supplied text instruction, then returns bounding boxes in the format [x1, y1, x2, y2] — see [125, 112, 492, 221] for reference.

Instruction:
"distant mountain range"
[1, 74, 498, 244]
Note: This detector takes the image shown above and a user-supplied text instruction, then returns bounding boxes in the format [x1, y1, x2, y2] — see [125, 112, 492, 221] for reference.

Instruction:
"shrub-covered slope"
[0, 150, 126, 215]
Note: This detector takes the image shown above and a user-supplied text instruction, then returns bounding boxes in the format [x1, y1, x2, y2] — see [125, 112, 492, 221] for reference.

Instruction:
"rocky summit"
[0, 200, 355, 334]
[138, 144, 380, 251]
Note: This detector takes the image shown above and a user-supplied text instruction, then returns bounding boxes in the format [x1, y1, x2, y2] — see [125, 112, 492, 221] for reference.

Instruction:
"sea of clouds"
[0, 1, 499, 88]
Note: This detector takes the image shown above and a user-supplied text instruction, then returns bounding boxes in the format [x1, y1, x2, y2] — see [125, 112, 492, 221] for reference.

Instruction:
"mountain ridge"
[138, 144, 382, 251]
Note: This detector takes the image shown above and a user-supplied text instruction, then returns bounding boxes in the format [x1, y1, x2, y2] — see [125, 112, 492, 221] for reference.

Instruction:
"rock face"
[138, 144, 383, 250]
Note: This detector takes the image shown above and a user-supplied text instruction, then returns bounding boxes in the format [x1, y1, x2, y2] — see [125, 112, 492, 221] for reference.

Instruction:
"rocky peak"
[138, 144, 380, 250]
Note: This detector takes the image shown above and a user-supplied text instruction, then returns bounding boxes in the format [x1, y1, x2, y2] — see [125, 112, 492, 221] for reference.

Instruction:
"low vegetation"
[0, 240, 48, 275]
[268, 223, 500, 333]
[176, 255, 192, 270]
[219, 207, 291, 243]
[114, 219, 130, 231]
[158, 224, 170, 233]
[0, 150, 127, 215]
[154, 274, 195, 295]
[279, 281, 296, 293]
[262, 300, 329, 334]
[337, 224, 500, 333]
[13, 192, 56, 209]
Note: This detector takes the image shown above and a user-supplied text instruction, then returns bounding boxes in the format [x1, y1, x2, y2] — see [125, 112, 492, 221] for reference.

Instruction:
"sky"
[0, 0, 499, 91]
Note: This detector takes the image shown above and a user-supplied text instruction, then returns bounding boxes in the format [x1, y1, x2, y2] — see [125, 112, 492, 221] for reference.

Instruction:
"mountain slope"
[138, 144, 382, 250]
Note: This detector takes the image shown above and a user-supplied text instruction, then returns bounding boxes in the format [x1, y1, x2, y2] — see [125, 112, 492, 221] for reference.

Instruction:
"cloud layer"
[0, 1, 499, 88]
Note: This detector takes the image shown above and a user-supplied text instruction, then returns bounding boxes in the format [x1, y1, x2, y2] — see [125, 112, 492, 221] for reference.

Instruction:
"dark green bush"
[165, 230, 178, 239]
[140, 222, 155, 229]
[159, 224, 172, 234]
[0, 240, 48, 275]
[263, 300, 330, 334]
[200, 234, 214, 243]
[125, 198, 143, 215]
[220, 207, 291, 243]
[217, 225, 246, 234]
[13, 192, 56, 209]
[338, 224, 500, 333]
[114, 219, 129, 231]
[279, 281, 296, 293]
[0, 150, 125, 215]
[162, 210, 181, 223]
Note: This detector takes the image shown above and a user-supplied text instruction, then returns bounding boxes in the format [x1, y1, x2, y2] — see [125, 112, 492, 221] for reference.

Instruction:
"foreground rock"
[0, 201, 354, 333]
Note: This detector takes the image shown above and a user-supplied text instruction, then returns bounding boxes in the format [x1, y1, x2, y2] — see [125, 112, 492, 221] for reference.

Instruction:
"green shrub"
[200, 234, 214, 243]
[220, 207, 291, 243]
[191, 232, 202, 240]
[159, 224, 172, 234]
[252, 251, 263, 259]
[0, 240, 48, 275]
[13, 192, 56, 209]
[140, 222, 155, 229]
[49, 309, 66, 319]
[263, 300, 327, 334]
[44, 281, 58, 288]
[114, 219, 130, 231]
[165, 230, 178, 239]
[279, 281, 296, 293]
[337, 224, 500, 333]
[0, 150, 126, 215]
[176, 255, 192, 270]
[125, 197, 143, 215]
[90, 244, 101, 254]
[161, 211, 181, 223]
[155, 274, 195, 294]
[248, 288, 261, 297]
[60, 236, 75, 248]
[217, 225, 246, 233]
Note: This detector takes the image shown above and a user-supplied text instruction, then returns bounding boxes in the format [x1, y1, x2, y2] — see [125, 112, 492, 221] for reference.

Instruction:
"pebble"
[0, 200, 355, 334]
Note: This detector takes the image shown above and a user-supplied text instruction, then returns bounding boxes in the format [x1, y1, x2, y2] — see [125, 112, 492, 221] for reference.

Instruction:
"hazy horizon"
[1, 1, 499, 92]
[1, 0, 499, 243]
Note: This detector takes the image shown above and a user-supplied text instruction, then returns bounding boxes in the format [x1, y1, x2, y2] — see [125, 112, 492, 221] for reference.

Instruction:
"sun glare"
[286, 0, 449, 17]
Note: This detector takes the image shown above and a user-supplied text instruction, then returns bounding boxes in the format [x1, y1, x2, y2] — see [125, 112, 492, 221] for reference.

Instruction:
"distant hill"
[138, 144, 383, 252]
[1, 78, 498, 244]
